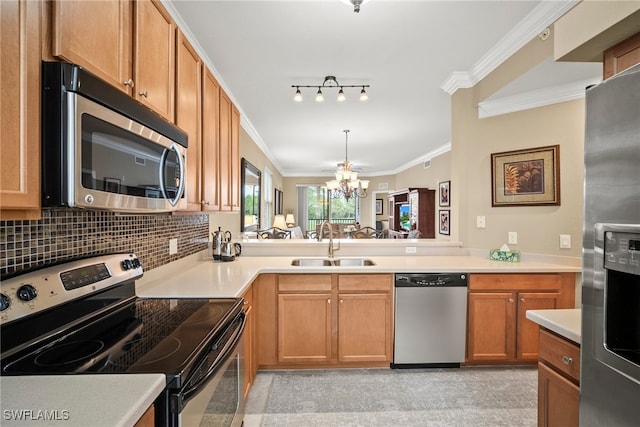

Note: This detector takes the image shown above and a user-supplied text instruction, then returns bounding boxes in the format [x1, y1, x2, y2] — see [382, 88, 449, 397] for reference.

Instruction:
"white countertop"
[136, 252, 582, 298]
[0, 374, 165, 427]
[526, 309, 581, 344]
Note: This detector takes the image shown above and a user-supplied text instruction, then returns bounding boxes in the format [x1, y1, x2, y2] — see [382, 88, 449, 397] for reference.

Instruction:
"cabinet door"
[201, 68, 220, 211]
[242, 285, 254, 398]
[517, 292, 559, 361]
[230, 104, 241, 210]
[219, 89, 233, 211]
[52, 0, 132, 94]
[176, 31, 202, 211]
[467, 292, 516, 362]
[338, 293, 392, 362]
[0, 0, 41, 220]
[134, 0, 175, 120]
[538, 362, 579, 427]
[278, 293, 332, 363]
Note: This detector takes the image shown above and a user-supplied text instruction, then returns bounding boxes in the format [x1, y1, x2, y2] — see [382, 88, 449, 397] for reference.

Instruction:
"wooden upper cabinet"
[219, 89, 240, 211]
[134, 0, 175, 120]
[51, 0, 133, 94]
[201, 68, 221, 211]
[0, 0, 41, 220]
[176, 31, 202, 211]
[604, 31, 640, 79]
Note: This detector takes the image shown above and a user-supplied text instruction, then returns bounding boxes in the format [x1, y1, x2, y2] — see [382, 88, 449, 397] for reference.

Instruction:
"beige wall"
[451, 32, 584, 256]
[208, 127, 283, 235]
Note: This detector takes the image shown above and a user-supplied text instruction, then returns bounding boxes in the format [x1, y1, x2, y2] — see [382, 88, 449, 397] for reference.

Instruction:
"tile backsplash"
[0, 209, 209, 278]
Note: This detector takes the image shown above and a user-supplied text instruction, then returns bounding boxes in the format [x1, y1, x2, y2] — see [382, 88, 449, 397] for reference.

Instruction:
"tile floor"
[244, 367, 537, 427]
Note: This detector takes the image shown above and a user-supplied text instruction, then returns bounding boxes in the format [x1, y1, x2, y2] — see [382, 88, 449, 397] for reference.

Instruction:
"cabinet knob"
[139, 90, 148, 98]
[340, 299, 343, 304]
[508, 298, 514, 303]
[520, 298, 525, 303]
[327, 299, 331, 304]
[123, 79, 135, 88]
[562, 355, 574, 365]
[201, 200, 210, 206]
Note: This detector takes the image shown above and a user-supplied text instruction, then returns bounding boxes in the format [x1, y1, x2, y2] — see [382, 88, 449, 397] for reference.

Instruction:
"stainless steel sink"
[290, 258, 375, 266]
[331, 258, 376, 266]
[291, 258, 333, 266]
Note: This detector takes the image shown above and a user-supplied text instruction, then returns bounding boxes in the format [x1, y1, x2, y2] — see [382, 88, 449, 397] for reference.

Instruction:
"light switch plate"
[508, 232, 518, 245]
[560, 234, 571, 249]
[169, 238, 178, 255]
[476, 216, 486, 228]
[405, 247, 417, 254]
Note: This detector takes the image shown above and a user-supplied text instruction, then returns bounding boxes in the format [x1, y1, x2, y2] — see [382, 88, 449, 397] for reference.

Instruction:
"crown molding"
[441, 0, 581, 95]
[477, 77, 601, 118]
[161, 0, 285, 176]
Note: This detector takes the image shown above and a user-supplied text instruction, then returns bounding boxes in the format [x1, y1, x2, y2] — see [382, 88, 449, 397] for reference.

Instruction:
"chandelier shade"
[326, 130, 369, 201]
[292, 76, 369, 103]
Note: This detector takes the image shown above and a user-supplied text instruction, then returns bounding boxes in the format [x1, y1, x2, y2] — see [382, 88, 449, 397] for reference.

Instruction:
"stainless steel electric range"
[0, 253, 246, 427]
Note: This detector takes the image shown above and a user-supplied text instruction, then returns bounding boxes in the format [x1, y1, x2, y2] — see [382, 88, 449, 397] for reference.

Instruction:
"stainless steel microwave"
[41, 62, 188, 213]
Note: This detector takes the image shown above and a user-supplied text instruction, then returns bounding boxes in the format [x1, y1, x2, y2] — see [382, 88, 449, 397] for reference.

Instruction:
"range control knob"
[16, 284, 37, 302]
[0, 293, 10, 311]
[121, 259, 133, 271]
[132, 258, 141, 269]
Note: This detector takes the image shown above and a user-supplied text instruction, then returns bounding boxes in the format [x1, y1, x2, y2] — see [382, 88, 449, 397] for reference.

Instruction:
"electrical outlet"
[560, 234, 571, 249]
[169, 238, 178, 255]
[508, 232, 518, 245]
[405, 247, 417, 254]
[476, 216, 486, 229]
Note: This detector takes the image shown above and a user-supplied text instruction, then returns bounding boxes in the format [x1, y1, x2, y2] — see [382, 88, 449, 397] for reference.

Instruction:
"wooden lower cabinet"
[242, 283, 257, 399]
[466, 274, 575, 364]
[537, 328, 580, 427]
[258, 273, 393, 368]
[133, 405, 154, 427]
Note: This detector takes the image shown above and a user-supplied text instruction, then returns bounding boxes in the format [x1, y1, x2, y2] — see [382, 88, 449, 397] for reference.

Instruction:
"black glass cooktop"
[1, 296, 242, 384]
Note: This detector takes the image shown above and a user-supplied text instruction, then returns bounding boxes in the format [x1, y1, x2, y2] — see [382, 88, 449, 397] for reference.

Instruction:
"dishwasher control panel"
[394, 273, 467, 287]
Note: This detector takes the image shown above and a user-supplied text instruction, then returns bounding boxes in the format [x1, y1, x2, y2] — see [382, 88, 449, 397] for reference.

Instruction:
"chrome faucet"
[318, 220, 340, 258]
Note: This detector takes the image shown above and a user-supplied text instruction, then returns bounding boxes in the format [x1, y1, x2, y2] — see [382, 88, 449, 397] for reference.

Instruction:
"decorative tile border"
[0, 209, 209, 278]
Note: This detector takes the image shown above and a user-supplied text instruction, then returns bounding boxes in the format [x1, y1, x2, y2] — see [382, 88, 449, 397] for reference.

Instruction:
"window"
[296, 185, 359, 233]
[263, 166, 273, 228]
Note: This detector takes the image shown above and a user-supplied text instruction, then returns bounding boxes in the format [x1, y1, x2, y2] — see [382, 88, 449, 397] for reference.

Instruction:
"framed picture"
[439, 181, 450, 207]
[375, 199, 383, 215]
[274, 188, 283, 215]
[104, 177, 121, 194]
[439, 210, 450, 235]
[491, 145, 560, 207]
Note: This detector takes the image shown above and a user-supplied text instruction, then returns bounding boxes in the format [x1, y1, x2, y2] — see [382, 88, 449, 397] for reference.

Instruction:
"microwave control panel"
[604, 231, 640, 274]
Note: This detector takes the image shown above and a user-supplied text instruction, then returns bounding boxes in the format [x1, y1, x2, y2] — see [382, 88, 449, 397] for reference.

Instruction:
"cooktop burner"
[2, 297, 241, 378]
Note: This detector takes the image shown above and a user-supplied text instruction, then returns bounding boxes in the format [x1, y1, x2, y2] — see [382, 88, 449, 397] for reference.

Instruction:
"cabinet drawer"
[538, 328, 580, 382]
[338, 274, 392, 292]
[278, 274, 332, 292]
[469, 274, 561, 291]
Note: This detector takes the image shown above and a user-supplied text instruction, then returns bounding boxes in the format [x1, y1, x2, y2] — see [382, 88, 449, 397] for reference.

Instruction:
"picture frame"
[491, 145, 560, 207]
[375, 199, 383, 215]
[104, 177, 121, 194]
[274, 188, 283, 215]
[439, 210, 450, 235]
[439, 181, 450, 207]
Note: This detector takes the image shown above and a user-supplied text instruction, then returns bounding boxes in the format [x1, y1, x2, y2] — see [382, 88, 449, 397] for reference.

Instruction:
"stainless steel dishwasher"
[392, 273, 468, 368]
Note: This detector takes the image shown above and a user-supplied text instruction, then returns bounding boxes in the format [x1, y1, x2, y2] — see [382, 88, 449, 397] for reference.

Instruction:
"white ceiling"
[166, 0, 602, 177]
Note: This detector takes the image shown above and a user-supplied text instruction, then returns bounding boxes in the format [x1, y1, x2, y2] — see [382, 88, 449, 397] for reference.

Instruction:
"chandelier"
[292, 76, 369, 103]
[326, 130, 369, 201]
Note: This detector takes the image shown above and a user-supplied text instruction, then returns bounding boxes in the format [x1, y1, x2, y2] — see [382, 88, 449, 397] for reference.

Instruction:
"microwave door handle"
[158, 143, 186, 207]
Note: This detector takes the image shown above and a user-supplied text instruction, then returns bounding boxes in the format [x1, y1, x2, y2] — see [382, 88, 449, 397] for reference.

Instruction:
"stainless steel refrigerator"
[581, 63, 640, 426]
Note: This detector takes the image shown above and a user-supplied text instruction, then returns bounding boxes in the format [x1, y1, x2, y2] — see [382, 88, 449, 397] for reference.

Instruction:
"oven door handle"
[181, 312, 246, 402]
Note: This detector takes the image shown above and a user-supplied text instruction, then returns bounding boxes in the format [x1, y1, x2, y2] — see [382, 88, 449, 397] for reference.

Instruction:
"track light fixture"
[291, 76, 370, 103]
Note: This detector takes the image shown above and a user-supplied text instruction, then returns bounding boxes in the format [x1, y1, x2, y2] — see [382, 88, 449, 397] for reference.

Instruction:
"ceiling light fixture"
[351, 0, 363, 13]
[326, 130, 369, 201]
[291, 76, 369, 103]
